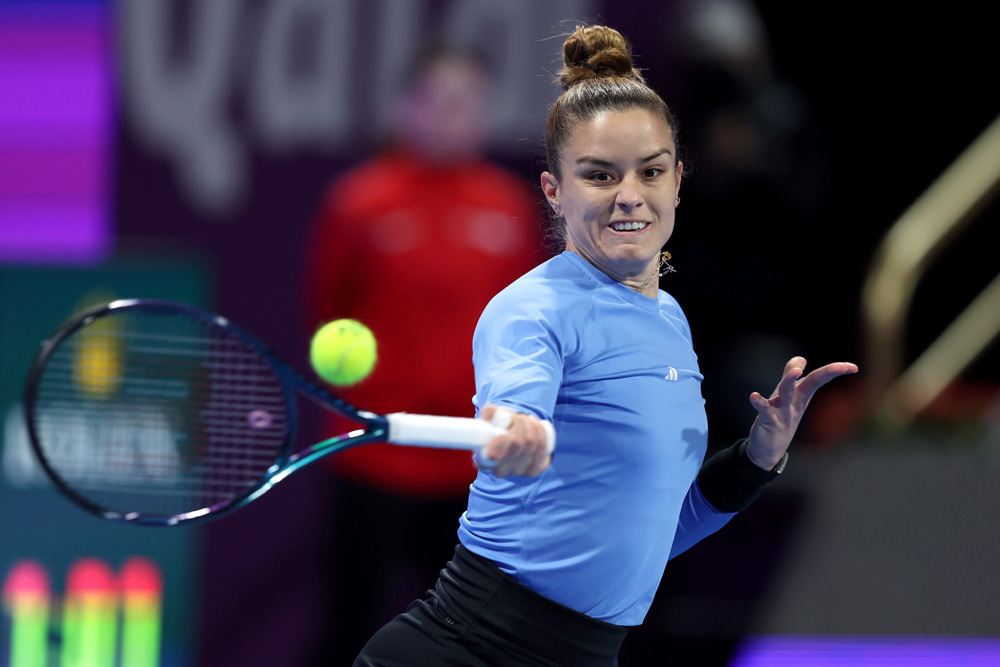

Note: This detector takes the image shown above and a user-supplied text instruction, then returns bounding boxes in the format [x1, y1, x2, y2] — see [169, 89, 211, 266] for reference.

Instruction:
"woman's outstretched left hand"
[746, 357, 859, 471]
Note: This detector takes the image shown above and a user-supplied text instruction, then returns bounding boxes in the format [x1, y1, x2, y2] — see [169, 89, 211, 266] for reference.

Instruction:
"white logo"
[665, 366, 678, 382]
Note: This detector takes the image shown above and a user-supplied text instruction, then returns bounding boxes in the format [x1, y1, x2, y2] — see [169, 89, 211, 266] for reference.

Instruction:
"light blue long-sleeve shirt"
[457, 251, 735, 626]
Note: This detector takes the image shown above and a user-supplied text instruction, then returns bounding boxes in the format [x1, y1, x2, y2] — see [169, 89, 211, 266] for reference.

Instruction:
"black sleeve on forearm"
[696, 439, 780, 513]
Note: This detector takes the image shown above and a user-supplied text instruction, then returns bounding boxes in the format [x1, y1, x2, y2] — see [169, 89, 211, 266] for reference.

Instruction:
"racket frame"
[23, 299, 552, 527]
[22, 299, 391, 526]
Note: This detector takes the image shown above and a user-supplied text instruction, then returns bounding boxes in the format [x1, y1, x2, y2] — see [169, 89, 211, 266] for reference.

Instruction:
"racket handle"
[385, 413, 556, 455]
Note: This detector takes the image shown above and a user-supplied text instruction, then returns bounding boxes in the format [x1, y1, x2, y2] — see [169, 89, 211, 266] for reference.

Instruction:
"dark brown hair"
[545, 25, 679, 180]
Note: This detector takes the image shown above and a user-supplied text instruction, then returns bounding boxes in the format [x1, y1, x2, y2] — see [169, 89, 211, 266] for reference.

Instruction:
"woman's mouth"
[610, 221, 649, 231]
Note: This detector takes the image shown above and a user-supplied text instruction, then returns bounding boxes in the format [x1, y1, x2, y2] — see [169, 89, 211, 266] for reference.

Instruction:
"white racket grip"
[385, 412, 555, 455]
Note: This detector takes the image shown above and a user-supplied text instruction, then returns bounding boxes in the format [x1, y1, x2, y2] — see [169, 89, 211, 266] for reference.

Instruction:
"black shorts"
[354, 544, 629, 666]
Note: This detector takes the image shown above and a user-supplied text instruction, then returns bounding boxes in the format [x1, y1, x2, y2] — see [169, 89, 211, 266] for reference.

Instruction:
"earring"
[675, 196, 680, 207]
[658, 251, 676, 276]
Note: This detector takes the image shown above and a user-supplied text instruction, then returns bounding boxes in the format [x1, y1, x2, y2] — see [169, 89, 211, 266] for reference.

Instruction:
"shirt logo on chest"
[665, 366, 678, 382]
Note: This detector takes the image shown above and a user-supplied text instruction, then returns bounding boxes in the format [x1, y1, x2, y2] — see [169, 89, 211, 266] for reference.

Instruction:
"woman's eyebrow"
[638, 149, 672, 163]
[575, 149, 673, 168]
[575, 155, 613, 167]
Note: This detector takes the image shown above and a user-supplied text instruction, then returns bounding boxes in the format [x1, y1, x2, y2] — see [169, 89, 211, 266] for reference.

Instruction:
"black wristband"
[696, 439, 783, 513]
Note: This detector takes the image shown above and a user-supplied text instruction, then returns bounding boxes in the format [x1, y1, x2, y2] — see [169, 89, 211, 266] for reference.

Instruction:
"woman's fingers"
[480, 406, 552, 478]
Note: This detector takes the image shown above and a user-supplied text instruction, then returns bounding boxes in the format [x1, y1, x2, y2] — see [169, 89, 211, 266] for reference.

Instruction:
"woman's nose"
[615, 176, 643, 211]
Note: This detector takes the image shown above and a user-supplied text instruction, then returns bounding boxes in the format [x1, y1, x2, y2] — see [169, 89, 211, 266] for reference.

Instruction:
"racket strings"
[32, 310, 291, 519]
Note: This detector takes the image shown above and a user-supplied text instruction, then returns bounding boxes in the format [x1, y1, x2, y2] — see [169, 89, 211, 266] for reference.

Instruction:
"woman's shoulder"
[656, 290, 695, 342]
[475, 255, 595, 360]
[490, 254, 599, 309]
[476, 255, 597, 342]
[656, 289, 684, 314]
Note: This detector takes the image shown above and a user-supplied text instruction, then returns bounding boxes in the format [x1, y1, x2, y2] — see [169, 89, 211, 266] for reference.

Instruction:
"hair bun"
[558, 25, 642, 90]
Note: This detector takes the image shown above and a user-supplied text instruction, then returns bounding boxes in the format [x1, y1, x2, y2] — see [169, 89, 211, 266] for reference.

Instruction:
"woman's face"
[541, 109, 682, 288]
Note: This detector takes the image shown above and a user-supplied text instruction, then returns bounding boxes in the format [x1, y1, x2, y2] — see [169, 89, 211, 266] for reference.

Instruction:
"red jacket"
[303, 148, 546, 498]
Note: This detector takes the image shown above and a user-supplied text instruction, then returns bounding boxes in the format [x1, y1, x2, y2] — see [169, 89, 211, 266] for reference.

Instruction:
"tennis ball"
[310, 319, 377, 387]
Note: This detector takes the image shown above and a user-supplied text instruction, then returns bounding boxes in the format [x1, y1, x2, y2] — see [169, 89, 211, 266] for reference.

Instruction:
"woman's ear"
[540, 172, 560, 216]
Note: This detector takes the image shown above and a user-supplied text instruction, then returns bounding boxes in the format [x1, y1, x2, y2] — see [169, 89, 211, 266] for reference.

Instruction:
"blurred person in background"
[301, 44, 546, 665]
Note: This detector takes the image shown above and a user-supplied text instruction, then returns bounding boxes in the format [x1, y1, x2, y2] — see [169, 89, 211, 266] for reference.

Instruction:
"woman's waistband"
[436, 544, 629, 666]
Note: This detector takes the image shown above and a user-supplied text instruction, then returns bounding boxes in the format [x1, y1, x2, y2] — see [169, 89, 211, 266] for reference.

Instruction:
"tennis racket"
[23, 299, 555, 527]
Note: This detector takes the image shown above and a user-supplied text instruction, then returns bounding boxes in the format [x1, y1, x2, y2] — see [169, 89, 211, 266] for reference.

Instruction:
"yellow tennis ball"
[310, 319, 377, 387]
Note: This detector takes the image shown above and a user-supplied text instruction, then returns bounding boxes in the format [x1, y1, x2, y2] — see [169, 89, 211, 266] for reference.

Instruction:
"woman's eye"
[590, 172, 612, 182]
[643, 167, 663, 178]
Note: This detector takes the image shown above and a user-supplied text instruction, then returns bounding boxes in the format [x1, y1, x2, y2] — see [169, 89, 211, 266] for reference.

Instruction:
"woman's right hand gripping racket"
[22, 299, 555, 526]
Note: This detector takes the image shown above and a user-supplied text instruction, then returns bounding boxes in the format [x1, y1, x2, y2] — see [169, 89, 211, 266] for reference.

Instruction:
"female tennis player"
[355, 24, 857, 666]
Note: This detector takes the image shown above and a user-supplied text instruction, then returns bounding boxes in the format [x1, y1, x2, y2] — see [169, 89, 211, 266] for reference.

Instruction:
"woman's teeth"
[612, 221, 647, 231]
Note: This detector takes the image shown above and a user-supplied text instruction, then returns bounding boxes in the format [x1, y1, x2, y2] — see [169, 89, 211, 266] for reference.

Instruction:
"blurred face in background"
[395, 56, 491, 162]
